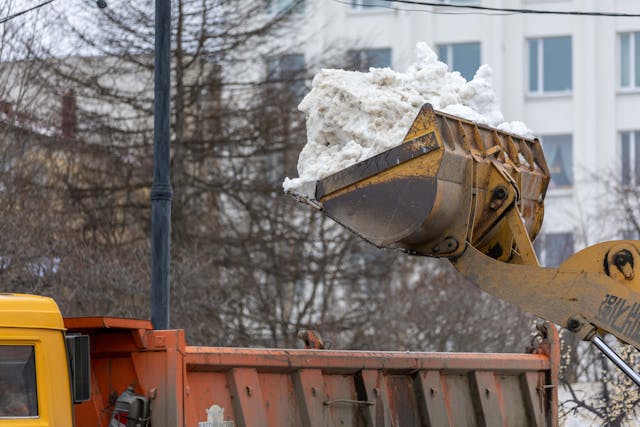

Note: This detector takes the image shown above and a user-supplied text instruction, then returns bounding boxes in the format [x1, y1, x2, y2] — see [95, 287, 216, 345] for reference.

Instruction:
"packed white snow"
[283, 42, 533, 198]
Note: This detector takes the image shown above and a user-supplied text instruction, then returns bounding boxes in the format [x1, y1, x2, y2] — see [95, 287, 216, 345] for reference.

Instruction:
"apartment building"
[268, 0, 640, 266]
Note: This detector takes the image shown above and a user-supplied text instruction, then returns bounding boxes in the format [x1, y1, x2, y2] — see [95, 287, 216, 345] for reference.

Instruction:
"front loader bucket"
[314, 104, 550, 262]
[307, 105, 640, 389]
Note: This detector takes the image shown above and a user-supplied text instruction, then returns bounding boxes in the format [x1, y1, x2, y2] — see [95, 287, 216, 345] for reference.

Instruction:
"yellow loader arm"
[453, 240, 640, 384]
[454, 241, 640, 346]
[302, 104, 640, 384]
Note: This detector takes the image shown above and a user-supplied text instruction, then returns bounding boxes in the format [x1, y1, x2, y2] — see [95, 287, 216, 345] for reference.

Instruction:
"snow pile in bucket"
[283, 42, 532, 198]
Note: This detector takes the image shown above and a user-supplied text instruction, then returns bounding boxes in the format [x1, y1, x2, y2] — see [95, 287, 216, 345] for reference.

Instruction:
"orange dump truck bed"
[65, 317, 559, 427]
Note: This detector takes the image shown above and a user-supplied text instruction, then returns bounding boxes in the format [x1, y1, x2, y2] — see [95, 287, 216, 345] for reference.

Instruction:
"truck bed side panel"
[66, 318, 559, 427]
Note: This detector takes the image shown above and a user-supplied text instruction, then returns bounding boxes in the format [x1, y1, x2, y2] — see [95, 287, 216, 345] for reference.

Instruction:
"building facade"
[275, 0, 640, 266]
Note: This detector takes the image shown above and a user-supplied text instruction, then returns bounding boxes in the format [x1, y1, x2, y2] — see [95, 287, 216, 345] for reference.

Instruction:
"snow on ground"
[283, 42, 533, 198]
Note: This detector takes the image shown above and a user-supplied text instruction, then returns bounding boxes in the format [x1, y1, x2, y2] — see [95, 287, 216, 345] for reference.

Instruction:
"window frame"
[347, 48, 392, 72]
[266, 0, 305, 15]
[350, 0, 390, 10]
[618, 31, 640, 91]
[436, 41, 481, 82]
[437, 0, 481, 3]
[266, 53, 307, 101]
[527, 36, 573, 96]
[620, 130, 640, 187]
[534, 232, 574, 267]
[540, 133, 573, 189]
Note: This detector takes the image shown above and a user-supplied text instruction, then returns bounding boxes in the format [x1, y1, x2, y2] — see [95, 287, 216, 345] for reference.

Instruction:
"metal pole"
[592, 335, 640, 387]
[151, 0, 172, 330]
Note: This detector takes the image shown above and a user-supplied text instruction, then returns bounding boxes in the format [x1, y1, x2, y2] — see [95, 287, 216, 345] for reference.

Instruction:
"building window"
[437, 42, 481, 81]
[267, 0, 305, 14]
[528, 36, 572, 93]
[267, 53, 306, 100]
[350, 0, 388, 8]
[620, 32, 640, 89]
[621, 131, 640, 187]
[541, 134, 573, 188]
[534, 233, 574, 267]
[348, 48, 392, 71]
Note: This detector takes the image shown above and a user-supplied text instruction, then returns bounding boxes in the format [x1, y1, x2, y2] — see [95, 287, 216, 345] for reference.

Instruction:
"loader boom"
[295, 103, 640, 385]
[453, 241, 640, 346]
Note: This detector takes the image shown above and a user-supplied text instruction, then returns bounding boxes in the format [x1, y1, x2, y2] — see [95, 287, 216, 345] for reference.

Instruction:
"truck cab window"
[0, 346, 38, 418]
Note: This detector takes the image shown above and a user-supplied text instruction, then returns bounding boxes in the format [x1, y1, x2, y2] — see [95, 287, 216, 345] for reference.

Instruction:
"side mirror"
[65, 334, 91, 403]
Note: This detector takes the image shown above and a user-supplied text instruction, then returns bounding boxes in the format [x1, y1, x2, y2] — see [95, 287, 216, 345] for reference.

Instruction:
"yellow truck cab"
[0, 294, 89, 426]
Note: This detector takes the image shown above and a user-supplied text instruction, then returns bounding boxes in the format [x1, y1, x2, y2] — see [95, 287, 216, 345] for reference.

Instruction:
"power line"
[0, 0, 56, 24]
[351, 0, 640, 17]
[335, 0, 515, 15]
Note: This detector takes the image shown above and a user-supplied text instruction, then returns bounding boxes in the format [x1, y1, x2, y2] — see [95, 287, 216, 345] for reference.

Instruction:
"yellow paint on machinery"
[314, 103, 640, 350]
[317, 103, 549, 262]
[0, 294, 74, 426]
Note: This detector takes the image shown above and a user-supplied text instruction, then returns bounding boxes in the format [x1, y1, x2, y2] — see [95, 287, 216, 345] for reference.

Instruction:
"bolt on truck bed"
[66, 317, 559, 427]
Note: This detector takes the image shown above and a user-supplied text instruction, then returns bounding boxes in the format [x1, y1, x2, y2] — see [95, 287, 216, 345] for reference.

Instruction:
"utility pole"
[151, 0, 172, 330]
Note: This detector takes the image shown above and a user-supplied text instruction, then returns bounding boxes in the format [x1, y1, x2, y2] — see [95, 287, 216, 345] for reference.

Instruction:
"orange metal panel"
[73, 350, 142, 426]
[414, 370, 453, 427]
[259, 372, 303, 426]
[131, 347, 183, 427]
[68, 318, 560, 427]
[386, 375, 422, 426]
[322, 373, 361, 426]
[546, 325, 560, 427]
[293, 369, 326, 427]
[258, 372, 303, 426]
[185, 347, 550, 373]
[183, 370, 233, 426]
[359, 370, 392, 427]
[72, 368, 105, 426]
[64, 316, 153, 330]
[227, 368, 268, 427]
[522, 371, 547, 427]
[471, 371, 504, 427]
[443, 373, 478, 426]
[496, 374, 531, 426]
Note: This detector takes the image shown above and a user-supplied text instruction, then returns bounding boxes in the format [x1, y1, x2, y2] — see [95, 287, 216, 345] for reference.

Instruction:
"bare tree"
[0, 0, 538, 357]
